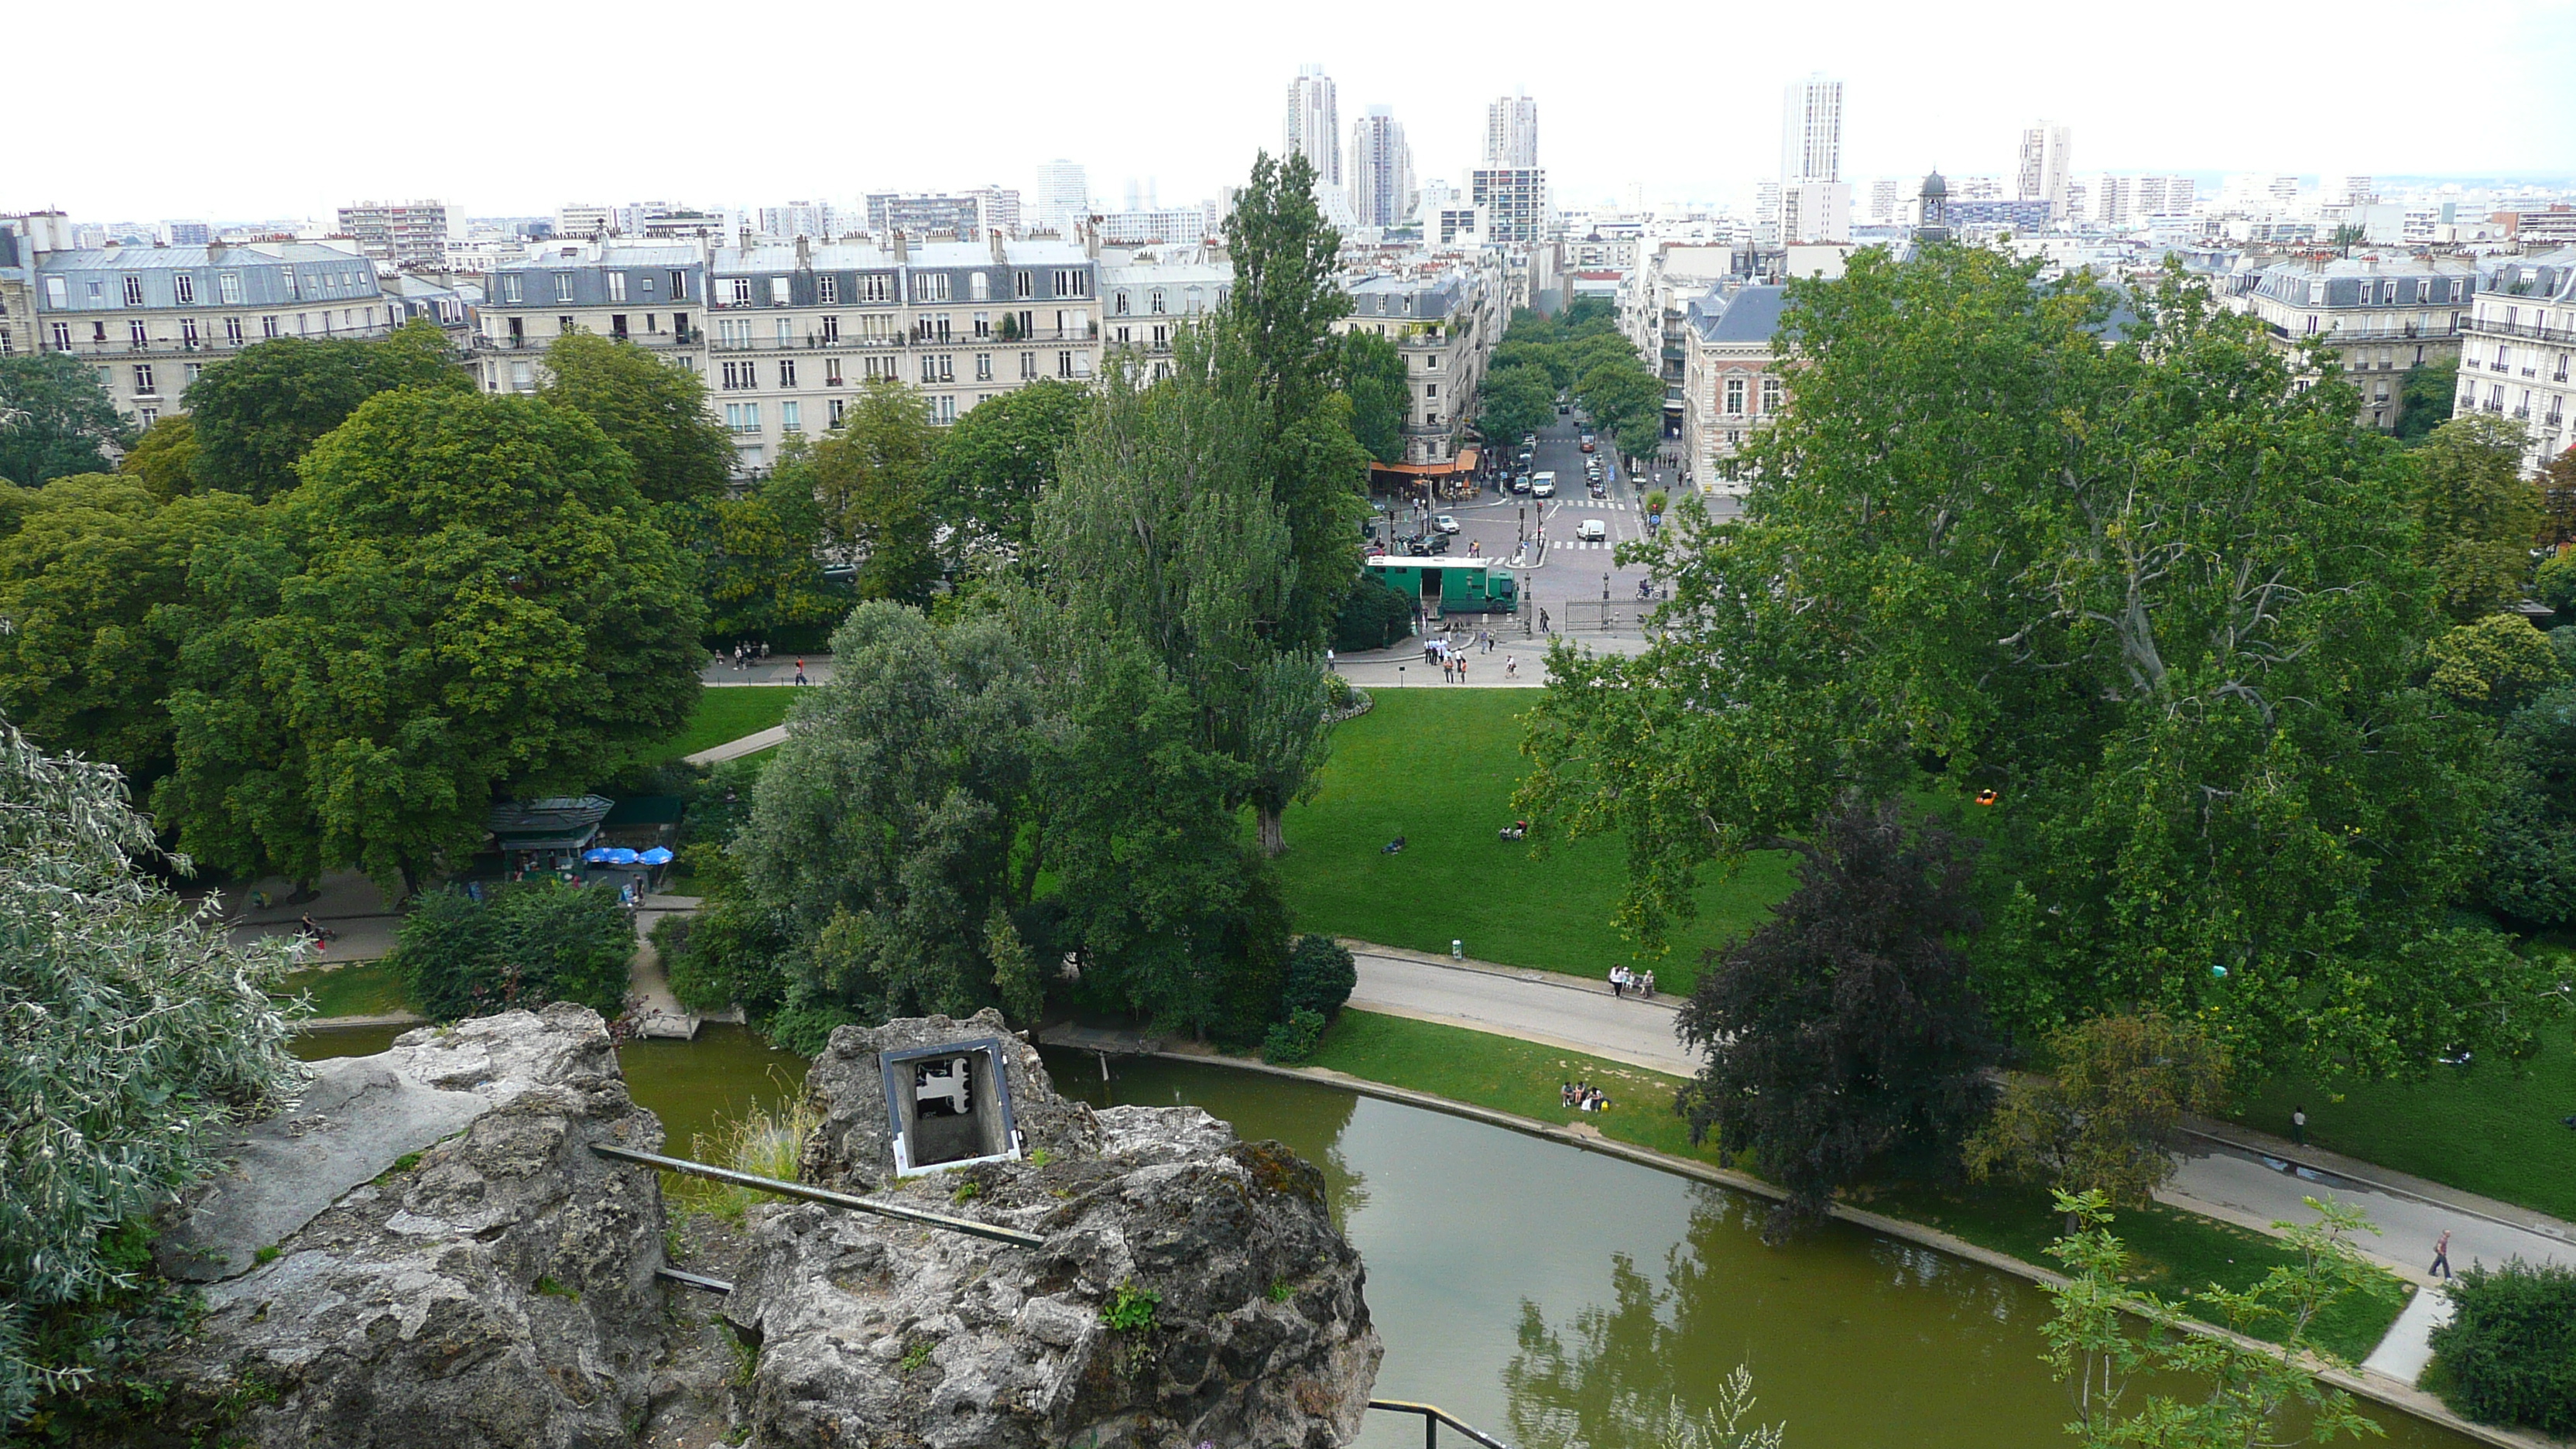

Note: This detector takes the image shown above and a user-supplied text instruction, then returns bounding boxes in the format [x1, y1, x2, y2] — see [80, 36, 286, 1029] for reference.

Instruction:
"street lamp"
[1602, 572, 1611, 601]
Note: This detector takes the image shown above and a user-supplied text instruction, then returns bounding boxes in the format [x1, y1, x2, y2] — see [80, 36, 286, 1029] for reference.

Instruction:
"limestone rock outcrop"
[729, 1022, 1382, 1448]
[149, 1004, 669, 1447]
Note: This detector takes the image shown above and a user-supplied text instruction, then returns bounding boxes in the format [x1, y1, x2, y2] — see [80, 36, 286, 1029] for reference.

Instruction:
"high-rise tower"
[1780, 74, 1843, 184]
[1349, 106, 1416, 228]
[1285, 65, 1342, 187]
[2015, 122, 2072, 211]
[1485, 91, 1539, 169]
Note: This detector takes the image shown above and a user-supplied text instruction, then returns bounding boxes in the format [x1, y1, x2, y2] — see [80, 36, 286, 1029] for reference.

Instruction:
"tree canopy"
[813, 379, 942, 606]
[1521, 246, 2562, 1077]
[2413, 412, 2543, 622]
[182, 320, 466, 498]
[0, 353, 128, 487]
[538, 332, 735, 508]
[929, 378, 1093, 564]
[157, 388, 703, 895]
[1337, 328, 1410, 465]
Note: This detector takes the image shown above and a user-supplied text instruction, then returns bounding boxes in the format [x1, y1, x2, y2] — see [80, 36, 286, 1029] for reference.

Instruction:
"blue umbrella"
[582, 848, 615, 863]
[638, 847, 674, 865]
[602, 847, 640, 865]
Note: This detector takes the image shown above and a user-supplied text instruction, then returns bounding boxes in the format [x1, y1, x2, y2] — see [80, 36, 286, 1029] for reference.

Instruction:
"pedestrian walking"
[793, 656, 808, 686]
[1325, 648, 1336, 673]
[2290, 1106, 2307, 1147]
[1506, 656, 1518, 677]
[1609, 966, 1625, 999]
[2430, 1229, 2453, 1279]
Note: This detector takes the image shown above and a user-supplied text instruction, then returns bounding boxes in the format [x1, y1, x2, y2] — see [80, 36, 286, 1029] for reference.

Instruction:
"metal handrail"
[1368, 1399, 1511, 1449]
[589, 1142, 1044, 1246]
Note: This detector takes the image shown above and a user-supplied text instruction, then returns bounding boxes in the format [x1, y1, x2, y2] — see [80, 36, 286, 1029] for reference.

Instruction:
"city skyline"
[11, 0, 2572, 221]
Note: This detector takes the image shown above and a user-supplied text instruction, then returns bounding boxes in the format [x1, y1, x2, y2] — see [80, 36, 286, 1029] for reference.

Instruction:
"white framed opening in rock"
[880, 1037, 1024, 1177]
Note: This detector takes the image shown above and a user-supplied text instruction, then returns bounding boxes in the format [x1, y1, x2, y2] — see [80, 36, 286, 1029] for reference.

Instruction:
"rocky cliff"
[133, 1007, 1379, 1449]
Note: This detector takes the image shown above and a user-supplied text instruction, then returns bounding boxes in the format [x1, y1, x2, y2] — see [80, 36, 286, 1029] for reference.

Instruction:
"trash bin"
[1451, 939, 1465, 960]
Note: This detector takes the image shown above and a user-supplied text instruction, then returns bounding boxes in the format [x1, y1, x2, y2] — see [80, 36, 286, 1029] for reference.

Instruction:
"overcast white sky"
[19, 0, 2575, 222]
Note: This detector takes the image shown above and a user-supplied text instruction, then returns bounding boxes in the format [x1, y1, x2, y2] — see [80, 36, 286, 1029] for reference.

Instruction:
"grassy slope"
[1275, 690, 1792, 992]
[2227, 1027, 2576, 1223]
[653, 688, 799, 763]
[274, 960, 413, 1018]
[1305, 1009, 2408, 1362]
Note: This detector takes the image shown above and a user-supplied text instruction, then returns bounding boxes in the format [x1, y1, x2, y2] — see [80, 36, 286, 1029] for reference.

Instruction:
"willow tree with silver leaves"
[1516, 247, 2565, 1077]
[0, 716, 305, 1428]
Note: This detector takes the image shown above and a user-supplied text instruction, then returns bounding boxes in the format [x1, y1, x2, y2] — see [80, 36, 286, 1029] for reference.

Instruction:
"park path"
[1339, 936, 2576, 1393]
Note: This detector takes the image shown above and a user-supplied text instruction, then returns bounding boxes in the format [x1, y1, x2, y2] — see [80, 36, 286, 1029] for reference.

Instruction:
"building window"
[1058, 351, 1074, 378]
[973, 311, 990, 338]
[1015, 270, 1034, 299]
[731, 278, 754, 306]
[771, 277, 792, 306]
[825, 357, 844, 385]
[862, 274, 889, 302]
[828, 397, 847, 425]
[920, 356, 936, 384]
[138, 406, 158, 426]
[930, 396, 956, 423]
[558, 316, 574, 335]
[776, 318, 795, 346]
[262, 316, 280, 338]
[132, 364, 156, 395]
[1149, 288, 1166, 314]
[721, 360, 757, 390]
[1724, 375, 1746, 414]
[671, 271, 690, 300]
[973, 353, 992, 380]
[1760, 377, 1783, 413]
[184, 362, 203, 383]
[129, 320, 149, 346]
[122, 276, 145, 307]
[820, 315, 840, 342]
[181, 318, 199, 346]
[817, 276, 839, 305]
[971, 272, 990, 301]
[781, 400, 801, 431]
[779, 358, 799, 387]
[915, 273, 952, 303]
[552, 272, 574, 303]
[173, 274, 195, 304]
[1019, 351, 1037, 379]
[1053, 269, 1088, 297]
[50, 321, 70, 350]
[607, 272, 627, 302]
[1114, 290, 1130, 316]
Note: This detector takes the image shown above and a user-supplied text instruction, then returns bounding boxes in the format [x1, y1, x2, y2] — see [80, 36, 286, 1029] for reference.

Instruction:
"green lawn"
[1276, 690, 1792, 992]
[1303, 1009, 2410, 1362]
[652, 688, 799, 763]
[2226, 1028, 2576, 1222]
[274, 959, 413, 1019]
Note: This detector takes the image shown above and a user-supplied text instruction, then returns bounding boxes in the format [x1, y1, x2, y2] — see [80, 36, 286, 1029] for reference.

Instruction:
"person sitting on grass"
[1382, 834, 1406, 855]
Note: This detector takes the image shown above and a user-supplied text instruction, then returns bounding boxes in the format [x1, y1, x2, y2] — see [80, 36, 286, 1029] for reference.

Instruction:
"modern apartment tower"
[1485, 91, 1539, 169]
[2016, 122, 2072, 211]
[1780, 74, 1843, 184]
[1034, 159, 1090, 234]
[1349, 106, 1416, 228]
[1285, 65, 1342, 187]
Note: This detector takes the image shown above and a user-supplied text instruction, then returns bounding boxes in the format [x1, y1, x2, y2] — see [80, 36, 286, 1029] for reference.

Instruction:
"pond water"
[293, 1029, 2472, 1449]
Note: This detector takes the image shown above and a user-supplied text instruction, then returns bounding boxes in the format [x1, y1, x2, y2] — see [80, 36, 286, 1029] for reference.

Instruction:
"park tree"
[0, 352, 128, 486]
[117, 413, 200, 501]
[1478, 364, 1557, 444]
[732, 603, 1046, 1050]
[158, 389, 703, 896]
[1520, 248, 2557, 1077]
[1225, 148, 1372, 649]
[2423, 612, 2566, 711]
[183, 319, 465, 498]
[1576, 357, 1667, 461]
[0, 718, 303, 1431]
[1337, 328, 1410, 465]
[392, 879, 638, 1021]
[930, 378, 1093, 564]
[1965, 1011, 2231, 1213]
[813, 378, 942, 605]
[2479, 682, 2576, 924]
[1674, 796, 1999, 1238]
[2041, 1194, 2384, 1449]
[2414, 412, 2543, 621]
[2393, 356, 2461, 445]
[699, 444, 851, 646]
[538, 332, 735, 507]
[0, 474, 259, 795]
[2537, 448, 2576, 545]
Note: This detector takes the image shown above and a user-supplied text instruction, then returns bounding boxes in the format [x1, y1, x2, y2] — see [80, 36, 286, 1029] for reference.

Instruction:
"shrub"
[1332, 574, 1415, 653]
[1281, 933, 1357, 1021]
[2430, 1259, 2576, 1433]
[392, 879, 635, 1021]
[1, 719, 304, 1430]
[1262, 1009, 1327, 1064]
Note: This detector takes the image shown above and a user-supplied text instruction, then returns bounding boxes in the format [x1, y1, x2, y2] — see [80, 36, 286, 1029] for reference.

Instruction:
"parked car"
[1580, 437, 1597, 454]
[1532, 472, 1557, 498]
[1510, 474, 1533, 495]
[1588, 482, 1607, 498]
[1434, 514, 1461, 534]
[1577, 519, 1608, 542]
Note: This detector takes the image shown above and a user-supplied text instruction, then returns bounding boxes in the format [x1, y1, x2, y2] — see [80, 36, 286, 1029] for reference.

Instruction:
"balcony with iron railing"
[2465, 314, 2576, 344]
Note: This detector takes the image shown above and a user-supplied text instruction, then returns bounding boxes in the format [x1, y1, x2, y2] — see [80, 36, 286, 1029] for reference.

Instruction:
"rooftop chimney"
[893, 231, 909, 263]
[990, 227, 1006, 265]
[796, 234, 812, 269]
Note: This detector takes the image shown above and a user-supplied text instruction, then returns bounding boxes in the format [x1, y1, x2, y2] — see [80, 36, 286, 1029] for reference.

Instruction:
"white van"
[1532, 471, 1557, 498]
[1576, 519, 1608, 542]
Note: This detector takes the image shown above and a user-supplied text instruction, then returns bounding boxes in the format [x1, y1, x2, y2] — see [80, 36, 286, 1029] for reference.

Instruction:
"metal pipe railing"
[1367, 1399, 1511, 1449]
[590, 1142, 1045, 1247]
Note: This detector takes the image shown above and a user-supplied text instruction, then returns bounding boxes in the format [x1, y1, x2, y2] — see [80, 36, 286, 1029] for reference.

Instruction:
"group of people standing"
[1608, 964, 1656, 999]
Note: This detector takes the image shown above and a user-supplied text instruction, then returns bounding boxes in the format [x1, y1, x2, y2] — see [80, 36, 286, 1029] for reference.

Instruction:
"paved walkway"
[702, 654, 834, 687]
[1332, 633, 1649, 692]
[1336, 935, 2576, 1396]
[211, 869, 399, 963]
[687, 724, 790, 764]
